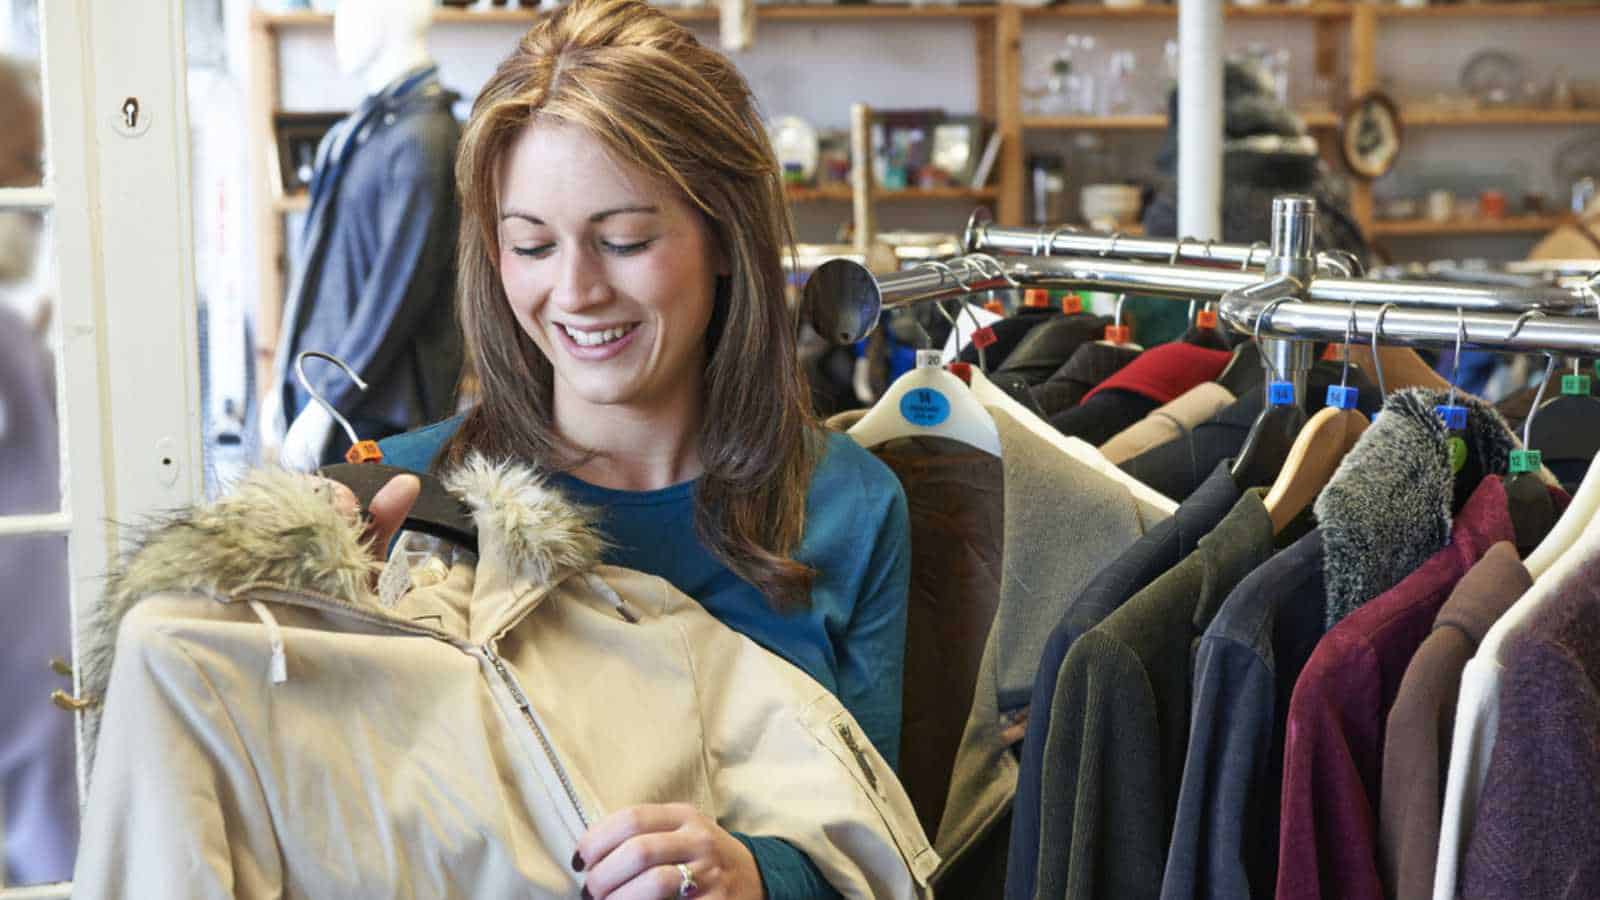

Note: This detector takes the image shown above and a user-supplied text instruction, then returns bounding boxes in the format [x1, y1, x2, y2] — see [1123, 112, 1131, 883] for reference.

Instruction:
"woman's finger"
[360, 474, 421, 555]
[582, 830, 696, 900]
[575, 803, 695, 876]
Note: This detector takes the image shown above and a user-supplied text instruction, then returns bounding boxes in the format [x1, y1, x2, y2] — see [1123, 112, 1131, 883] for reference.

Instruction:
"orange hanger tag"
[1104, 324, 1132, 344]
[972, 326, 999, 350]
[983, 299, 1006, 315]
[1062, 294, 1083, 314]
[946, 362, 973, 384]
[1023, 288, 1051, 309]
[345, 440, 384, 465]
[1196, 309, 1218, 329]
[1321, 344, 1344, 362]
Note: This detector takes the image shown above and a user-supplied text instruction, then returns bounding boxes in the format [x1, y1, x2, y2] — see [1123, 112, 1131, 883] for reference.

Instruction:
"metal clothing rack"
[804, 194, 1600, 404]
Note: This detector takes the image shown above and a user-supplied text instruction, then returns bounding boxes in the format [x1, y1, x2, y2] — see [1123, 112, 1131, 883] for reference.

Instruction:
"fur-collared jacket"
[73, 458, 936, 899]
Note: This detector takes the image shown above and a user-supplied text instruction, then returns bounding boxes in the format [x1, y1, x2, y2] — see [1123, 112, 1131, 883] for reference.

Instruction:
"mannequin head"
[334, 0, 433, 95]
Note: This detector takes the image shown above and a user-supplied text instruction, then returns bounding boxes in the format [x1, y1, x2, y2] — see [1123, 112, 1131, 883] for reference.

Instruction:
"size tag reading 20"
[900, 388, 951, 428]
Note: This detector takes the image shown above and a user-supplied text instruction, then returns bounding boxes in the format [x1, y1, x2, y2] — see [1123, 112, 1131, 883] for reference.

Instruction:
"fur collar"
[82, 456, 602, 758]
[1313, 388, 1514, 629]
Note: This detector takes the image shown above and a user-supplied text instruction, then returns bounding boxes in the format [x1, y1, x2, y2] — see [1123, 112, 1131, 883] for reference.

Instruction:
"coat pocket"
[798, 694, 940, 886]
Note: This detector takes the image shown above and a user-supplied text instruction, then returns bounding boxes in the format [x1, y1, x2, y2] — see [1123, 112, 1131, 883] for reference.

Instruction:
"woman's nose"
[551, 246, 611, 311]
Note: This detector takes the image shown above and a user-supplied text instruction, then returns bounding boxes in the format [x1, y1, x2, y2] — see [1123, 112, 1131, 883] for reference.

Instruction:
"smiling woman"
[370, 1, 918, 899]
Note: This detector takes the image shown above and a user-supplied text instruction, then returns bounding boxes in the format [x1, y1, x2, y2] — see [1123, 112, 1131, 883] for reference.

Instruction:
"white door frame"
[0, 0, 200, 894]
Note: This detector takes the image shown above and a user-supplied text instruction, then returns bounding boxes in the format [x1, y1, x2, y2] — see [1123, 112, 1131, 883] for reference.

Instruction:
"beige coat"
[74, 458, 935, 899]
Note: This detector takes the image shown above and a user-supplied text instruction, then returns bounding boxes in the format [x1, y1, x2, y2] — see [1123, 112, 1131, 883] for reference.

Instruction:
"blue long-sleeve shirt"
[379, 419, 911, 899]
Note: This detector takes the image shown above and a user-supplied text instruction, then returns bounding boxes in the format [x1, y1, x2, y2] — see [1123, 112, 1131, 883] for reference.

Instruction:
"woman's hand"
[574, 804, 764, 900]
[321, 474, 421, 566]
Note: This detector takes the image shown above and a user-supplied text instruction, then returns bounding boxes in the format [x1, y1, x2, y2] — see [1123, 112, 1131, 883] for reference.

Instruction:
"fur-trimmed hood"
[82, 455, 605, 755]
[1314, 388, 1515, 629]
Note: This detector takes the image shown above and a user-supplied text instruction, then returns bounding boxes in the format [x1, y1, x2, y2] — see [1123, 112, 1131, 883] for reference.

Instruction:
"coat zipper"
[250, 587, 590, 830]
[485, 645, 590, 831]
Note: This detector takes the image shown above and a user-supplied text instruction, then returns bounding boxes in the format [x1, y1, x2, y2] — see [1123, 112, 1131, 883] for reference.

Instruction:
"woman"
[367, 2, 912, 898]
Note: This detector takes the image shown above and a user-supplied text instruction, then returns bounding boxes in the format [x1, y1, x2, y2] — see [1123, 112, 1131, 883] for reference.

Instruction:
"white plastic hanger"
[849, 349, 1001, 456]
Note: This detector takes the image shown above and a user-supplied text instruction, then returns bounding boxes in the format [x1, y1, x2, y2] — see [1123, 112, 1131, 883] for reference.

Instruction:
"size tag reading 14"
[900, 388, 951, 428]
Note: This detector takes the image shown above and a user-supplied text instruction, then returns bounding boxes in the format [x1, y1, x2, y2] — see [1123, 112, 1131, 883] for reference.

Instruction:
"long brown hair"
[441, 0, 820, 607]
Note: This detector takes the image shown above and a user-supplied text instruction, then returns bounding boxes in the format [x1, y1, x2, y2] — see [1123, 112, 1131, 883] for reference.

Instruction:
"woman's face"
[497, 120, 723, 419]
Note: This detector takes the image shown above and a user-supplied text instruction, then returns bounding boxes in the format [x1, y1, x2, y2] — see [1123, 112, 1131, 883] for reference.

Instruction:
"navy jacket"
[275, 66, 463, 437]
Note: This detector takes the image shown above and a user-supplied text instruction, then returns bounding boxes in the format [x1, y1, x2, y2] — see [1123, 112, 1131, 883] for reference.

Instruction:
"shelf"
[784, 185, 999, 202]
[1021, 3, 1352, 18]
[1370, 214, 1571, 236]
[1377, 2, 1600, 18]
[1402, 107, 1600, 126]
[1023, 109, 1337, 129]
[254, 7, 717, 29]
[253, 4, 1004, 30]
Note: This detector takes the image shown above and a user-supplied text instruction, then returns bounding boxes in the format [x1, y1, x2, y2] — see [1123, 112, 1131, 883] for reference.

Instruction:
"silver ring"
[675, 863, 698, 898]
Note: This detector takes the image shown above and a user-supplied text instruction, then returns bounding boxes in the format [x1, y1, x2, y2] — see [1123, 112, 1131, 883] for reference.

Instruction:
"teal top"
[379, 417, 911, 900]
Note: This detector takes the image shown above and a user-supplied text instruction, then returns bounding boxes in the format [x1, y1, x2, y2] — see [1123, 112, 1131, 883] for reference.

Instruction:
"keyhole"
[122, 97, 139, 129]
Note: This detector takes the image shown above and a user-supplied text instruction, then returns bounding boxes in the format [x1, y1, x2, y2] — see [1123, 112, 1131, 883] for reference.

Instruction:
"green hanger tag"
[1448, 436, 1468, 474]
[1562, 373, 1592, 396]
[1509, 448, 1543, 475]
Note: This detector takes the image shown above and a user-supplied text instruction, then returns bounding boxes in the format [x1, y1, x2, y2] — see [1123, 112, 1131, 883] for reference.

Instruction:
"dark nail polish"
[571, 851, 585, 872]
[580, 888, 593, 900]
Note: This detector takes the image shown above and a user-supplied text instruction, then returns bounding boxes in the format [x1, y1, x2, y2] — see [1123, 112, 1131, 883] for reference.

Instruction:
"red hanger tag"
[972, 326, 999, 350]
[1104, 324, 1131, 345]
[946, 362, 973, 384]
[1023, 289, 1051, 308]
[1062, 294, 1083, 314]
[1196, 309, 1218, 329]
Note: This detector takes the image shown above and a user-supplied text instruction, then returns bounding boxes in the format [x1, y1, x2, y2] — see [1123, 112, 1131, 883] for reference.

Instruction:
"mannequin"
[268, 0, 464, 470]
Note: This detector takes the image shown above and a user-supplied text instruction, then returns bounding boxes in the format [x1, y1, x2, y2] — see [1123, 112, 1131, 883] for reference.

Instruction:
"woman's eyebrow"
[499, 205, 660, 225]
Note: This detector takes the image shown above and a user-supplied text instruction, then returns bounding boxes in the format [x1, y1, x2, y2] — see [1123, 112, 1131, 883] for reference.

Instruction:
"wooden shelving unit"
[247, 1, 1600, 367]
[1401, 107, 1600, 127]
[1024, 110, 1338, 130]
[1370, 214, 1573, 237]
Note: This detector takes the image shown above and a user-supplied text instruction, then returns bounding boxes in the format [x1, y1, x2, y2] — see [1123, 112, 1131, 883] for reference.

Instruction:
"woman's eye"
[511, 244, 555, 258]
[603, 239, 652, 256]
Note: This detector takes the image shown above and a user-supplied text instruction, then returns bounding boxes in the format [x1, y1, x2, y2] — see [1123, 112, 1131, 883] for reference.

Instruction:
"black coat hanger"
[1527, 357, 1600, 480]
[1215, 340, 1263, 398]
[298, 352, 478, 553]
[1229, 299, 1306, 489]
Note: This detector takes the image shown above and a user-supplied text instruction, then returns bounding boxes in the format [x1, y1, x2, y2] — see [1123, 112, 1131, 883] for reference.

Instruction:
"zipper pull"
[835, 722, 879, 793]
[584, 573, 639, 624]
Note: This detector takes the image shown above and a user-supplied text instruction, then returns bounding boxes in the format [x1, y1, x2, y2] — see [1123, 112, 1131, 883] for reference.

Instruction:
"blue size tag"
[900, 388, 951, 428]
[1268, 381, 1296, 407]
[1326, 385, 1359, 410]
[1435, 404, 1468, 431]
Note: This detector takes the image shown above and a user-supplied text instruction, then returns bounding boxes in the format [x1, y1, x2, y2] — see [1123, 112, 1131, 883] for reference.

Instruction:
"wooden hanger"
[1262, 405, 1367, 534]
[1262, 305, 1373, 534]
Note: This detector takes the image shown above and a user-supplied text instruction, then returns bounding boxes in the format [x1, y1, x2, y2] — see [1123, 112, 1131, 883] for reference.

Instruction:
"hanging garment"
[1457, 546, 1600, 898]
[1099, 382, 1236, 466]
[1030, 343, 1142, 418]
[74, 460, 935, 900]
[1034, 486, 1306, 900]
[928, 406, 1169, 887]
[940, 303, 1005, 363]
[1160, 387, 1515, 900]
[956, 307, 1062, 370]
[1160, 528, 1327, 900]
[1275, 472, 1515, 900]
[1007, 461, 1243, 900]
[0, 306, 76, 885]
[269, 66, 464, 449]
[1377, 542, 1530, 900]
[1120, 361, 1384, 504]
[994, 314, 1112, 387]
[1047, 343, 1232, 445]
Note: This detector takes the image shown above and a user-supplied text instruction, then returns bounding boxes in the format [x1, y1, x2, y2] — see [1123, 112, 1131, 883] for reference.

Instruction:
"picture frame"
[930, 116, 984, 187]
[271, 110, 347, 198]
[1339, 91, 1403, 181]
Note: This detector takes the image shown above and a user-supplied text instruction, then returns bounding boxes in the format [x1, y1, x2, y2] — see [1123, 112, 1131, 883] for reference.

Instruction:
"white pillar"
[1177, 0, 1223, 241]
